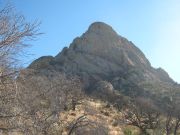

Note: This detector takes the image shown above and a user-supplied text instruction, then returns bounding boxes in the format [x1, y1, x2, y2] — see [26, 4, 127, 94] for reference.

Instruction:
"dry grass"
[0, 98, 140, 135]
[59, 98, 125, 135]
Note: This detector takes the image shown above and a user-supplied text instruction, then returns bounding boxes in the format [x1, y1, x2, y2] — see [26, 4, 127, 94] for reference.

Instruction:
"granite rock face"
[28, 22, 175, 94]
[54, 22, 150, 75]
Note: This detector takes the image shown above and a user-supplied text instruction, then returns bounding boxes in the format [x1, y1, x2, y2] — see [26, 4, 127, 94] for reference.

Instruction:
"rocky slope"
[28, 22, 177, 98]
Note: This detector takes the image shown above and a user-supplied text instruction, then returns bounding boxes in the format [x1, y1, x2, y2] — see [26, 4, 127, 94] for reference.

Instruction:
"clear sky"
[1, 0, 180, 83]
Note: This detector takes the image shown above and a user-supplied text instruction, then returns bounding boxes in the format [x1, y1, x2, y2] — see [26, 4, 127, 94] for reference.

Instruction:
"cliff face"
[54, 22, 150, 75]
[28, 22, 175, 94]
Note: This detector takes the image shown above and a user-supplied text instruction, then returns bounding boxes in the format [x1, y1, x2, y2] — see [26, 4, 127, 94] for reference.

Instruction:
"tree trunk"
[72, 99, 76, 111]
[174, 119, 180, 135]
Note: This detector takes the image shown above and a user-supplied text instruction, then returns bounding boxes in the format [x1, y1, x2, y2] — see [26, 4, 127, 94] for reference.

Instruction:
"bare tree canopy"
[0, 4, 40, 81]
[0, 3, 42, 134]
[123, 97, 160, 135]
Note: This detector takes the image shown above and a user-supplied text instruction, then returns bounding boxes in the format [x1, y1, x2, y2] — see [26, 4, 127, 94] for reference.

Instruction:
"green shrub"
[123, 128, 133, 135]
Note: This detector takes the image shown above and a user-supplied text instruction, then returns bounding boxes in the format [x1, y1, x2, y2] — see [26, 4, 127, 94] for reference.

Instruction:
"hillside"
[28, 22, 177, 100]
[1, 22, 180, 135]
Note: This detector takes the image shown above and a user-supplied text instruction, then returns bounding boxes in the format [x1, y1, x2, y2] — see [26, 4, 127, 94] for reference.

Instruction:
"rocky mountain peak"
[86, 22, 117, 36]
[28, 22, 174, 90]
[60, 22, 151, 68]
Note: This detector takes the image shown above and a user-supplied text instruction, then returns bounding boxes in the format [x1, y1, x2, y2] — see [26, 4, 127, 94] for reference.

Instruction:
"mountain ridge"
[28, 22, 175, 96]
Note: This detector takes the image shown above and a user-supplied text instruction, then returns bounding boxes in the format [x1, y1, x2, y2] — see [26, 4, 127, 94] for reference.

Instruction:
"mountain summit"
[62, 22, 151, 67]
[28, 22, 175, 96]
[87, 22, 117, 35]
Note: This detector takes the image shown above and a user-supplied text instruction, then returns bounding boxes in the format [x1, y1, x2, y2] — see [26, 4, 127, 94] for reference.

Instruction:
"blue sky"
[1, 0, 180, 82]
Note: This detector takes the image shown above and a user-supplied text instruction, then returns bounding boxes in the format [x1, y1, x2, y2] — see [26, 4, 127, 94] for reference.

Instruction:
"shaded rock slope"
[28, 22, 178, 98]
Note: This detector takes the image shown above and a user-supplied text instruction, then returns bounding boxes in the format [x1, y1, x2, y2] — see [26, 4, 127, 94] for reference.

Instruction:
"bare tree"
[61, 75, 83, 111]
[14, 70, 83, 134]
[0, 4, 40, 82]
[0, 3, 40, 134]
[163, 97, 180, 135]
[123, 97, 160, 135]
[67, 115, 108, 135]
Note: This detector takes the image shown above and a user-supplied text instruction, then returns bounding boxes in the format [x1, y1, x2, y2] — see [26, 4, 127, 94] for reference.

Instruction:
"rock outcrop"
[28, 22, 175, 97]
